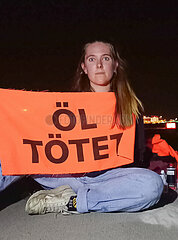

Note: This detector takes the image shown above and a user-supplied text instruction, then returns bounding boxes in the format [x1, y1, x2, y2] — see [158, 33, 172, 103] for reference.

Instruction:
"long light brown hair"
[72, 40, 143, 129]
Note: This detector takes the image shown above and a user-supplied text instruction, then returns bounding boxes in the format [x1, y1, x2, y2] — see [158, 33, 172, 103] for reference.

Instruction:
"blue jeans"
[0, 162, 163, 213]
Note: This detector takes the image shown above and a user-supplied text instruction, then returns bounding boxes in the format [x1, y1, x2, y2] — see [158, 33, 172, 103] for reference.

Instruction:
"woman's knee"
[141, 169, 164, 203]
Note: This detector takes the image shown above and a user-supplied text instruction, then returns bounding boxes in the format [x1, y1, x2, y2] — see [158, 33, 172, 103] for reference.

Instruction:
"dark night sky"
[0, 0, 177, 119]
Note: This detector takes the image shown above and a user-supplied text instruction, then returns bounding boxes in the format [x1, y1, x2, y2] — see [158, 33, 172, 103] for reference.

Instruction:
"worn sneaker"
[25, 185, 77, 215]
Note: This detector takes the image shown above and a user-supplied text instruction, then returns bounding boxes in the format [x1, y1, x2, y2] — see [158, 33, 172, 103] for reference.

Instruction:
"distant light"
[166, 122, 176, 129]
[23, 109, 28, 112]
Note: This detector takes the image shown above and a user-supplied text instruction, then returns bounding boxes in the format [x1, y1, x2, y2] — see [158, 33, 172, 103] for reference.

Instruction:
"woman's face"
[81, 42, 118, 92]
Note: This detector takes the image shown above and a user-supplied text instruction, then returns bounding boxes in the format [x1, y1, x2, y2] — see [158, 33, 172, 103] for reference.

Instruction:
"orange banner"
[0, 89, 135, 175]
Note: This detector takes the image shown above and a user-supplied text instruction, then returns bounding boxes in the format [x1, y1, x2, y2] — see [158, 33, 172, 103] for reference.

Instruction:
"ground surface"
[0, 178, 178, 240]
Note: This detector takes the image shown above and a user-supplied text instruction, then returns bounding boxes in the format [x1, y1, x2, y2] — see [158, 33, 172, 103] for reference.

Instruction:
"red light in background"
[166, 122, 176, 129]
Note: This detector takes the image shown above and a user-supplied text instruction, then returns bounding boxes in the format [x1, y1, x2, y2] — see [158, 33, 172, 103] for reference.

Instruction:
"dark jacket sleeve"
[134, 115, 146, 166]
